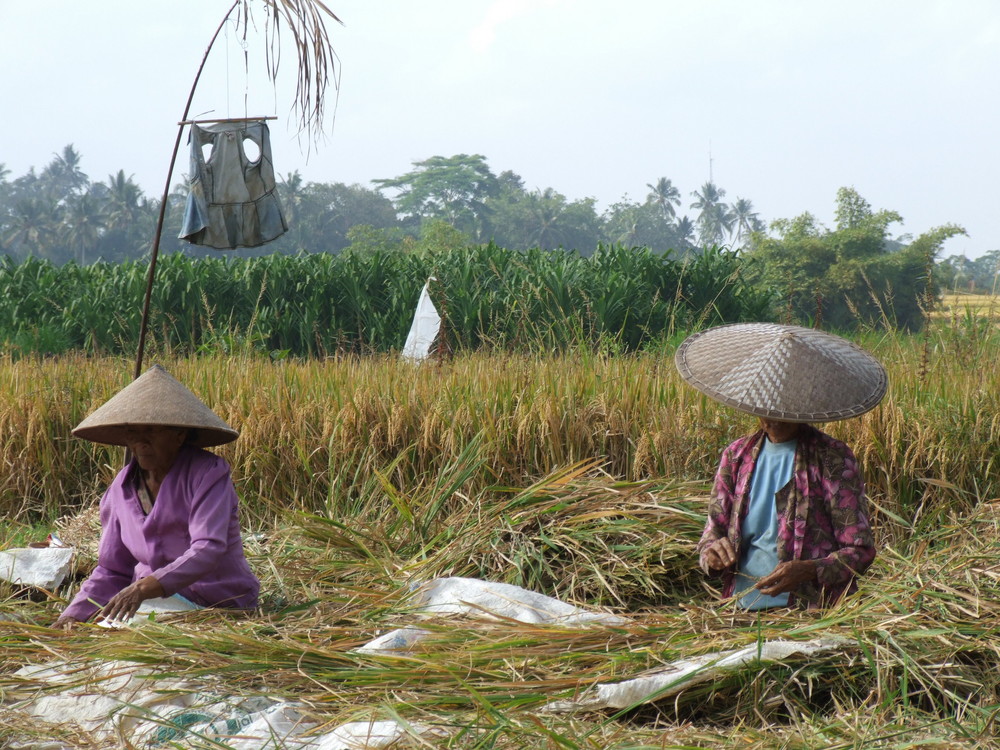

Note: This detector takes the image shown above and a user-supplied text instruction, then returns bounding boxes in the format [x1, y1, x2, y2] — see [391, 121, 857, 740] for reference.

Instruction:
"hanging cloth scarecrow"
[178, 120, 288, 249]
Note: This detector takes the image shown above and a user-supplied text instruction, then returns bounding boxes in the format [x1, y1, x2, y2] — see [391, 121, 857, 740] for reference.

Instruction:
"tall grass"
[4, 321, 1000, 530]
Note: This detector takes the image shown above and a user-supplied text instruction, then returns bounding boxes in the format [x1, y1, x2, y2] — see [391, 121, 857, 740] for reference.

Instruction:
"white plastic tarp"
[0, 547, 74, 589]
[401, 278, 441, 362]
[8, 660, 427, 749]
[355, 576, 628, 654]
[96, 594, 202, 628]
[542, 636, 851, 712]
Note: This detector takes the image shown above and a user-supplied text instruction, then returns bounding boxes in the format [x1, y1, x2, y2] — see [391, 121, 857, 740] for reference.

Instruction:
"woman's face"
[758, 418, 800, 443]
[123, 426, 188, 476]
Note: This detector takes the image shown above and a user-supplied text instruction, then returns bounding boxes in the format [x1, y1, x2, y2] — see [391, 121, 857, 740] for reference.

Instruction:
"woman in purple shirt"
[54, 365, 259, 629]
[675, 323, 887, 609]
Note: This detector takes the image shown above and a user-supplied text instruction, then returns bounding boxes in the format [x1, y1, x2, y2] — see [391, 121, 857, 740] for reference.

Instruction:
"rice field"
[1, 322, 1000, 747]
[933, 292, 1000, 319]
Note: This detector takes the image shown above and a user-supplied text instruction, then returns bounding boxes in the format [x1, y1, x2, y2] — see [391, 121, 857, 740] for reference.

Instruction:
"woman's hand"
[756, 560, 817, 596]
[704, 538, 737, 571]
[99, 576, 165, 624]
[52, 615, 82, 631]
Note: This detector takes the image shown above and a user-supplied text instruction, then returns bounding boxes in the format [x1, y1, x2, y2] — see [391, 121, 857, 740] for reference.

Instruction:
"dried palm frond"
[245, 0, 342, 143]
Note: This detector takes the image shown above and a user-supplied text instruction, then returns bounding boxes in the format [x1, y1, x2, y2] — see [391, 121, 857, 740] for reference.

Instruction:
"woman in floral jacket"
[696, 418, 875, 608]
[675, 323, 887, 610]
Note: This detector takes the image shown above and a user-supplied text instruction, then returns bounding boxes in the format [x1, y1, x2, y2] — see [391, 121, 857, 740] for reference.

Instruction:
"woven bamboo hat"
[72, 364, 238, 447]
[674, 323, 888, 423]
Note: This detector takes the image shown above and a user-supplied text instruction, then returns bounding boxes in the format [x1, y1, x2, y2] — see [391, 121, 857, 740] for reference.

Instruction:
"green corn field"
[0, 245, 771, 357]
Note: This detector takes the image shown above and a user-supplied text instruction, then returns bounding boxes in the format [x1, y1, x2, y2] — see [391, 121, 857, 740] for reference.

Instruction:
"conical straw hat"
[674, 323, 888, 423]
[72, 364, 238, 447]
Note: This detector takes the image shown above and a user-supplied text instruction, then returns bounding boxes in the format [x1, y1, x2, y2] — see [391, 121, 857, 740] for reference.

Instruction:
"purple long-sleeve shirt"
[63, 445, 260, 622]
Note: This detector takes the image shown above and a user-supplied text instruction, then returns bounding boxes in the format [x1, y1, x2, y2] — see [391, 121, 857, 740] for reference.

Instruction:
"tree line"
[0, 146, 977, 335]
[936, 250, 1000, 294]
[0, 148, 764, 263]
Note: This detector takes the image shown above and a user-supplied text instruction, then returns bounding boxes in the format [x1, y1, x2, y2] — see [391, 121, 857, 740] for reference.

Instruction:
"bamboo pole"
[133, 0, 242, 380]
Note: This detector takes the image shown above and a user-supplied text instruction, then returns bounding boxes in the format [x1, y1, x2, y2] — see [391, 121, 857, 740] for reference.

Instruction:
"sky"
[2, 0, 998, 259]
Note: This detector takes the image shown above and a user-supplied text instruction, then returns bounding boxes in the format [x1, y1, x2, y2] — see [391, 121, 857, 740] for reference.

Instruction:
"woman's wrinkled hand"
[99, 576, 165, 625]
[756, 560, 817, 596]
[704, 537, 737, 571]
[52, 615, 82, 631]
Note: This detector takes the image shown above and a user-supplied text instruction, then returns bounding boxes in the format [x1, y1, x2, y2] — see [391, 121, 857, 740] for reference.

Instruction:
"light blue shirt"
[733, 436, 796, 609]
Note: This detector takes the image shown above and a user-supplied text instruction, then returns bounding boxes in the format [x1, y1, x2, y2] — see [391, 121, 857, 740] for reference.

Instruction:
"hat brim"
[72, 421, 238, 448]
[72, 365, 239, 447]
[675, 323, 888, 422]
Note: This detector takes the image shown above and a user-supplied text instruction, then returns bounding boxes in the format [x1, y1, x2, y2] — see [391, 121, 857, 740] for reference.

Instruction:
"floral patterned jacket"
[696, 425, 876, 608]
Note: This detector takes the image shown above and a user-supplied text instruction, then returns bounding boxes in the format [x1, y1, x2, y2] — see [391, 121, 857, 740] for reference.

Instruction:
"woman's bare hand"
[99, 576, 165, 624]
[756, 560, 817, 596]
[704, 538, 737, 571]
[52, 615, 82, 631]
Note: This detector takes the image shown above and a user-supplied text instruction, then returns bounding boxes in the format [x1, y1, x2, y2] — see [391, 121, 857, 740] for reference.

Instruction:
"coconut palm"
[102, 171, 146, 234]
[690, 182, 734, 247]
[608, 202, 641, 247]
[3, 196, 60, 259]
[94, 171, 156, 259]
[42, 144, 89, 200]
[525, 188, 571, 248]
[61, 191, 104, 264]
[730, 197, 764, 247]
[674, 215, 696, 252]
[0, 163, 10, 245]
[281, 171, 306, 221]
[645, 177, 681, 222]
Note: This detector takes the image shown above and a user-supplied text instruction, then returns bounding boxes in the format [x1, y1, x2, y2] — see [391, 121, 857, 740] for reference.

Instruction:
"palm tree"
[268, 170, 309, 250]
[102, 171, 145, 232]
[97, 170, 155, 258]
[690, 182, 733, 247]
[603, 199, 647, 247]
[674, 215, 696, 251]
[0, 163, 10, 237]
[730, 197, 764, 246]
[646, 177, 681, 222]
[62, 191, 104, 264]
[280, 170, 306, 227]
[3, 196, 61, 259]
[43, 144, 89, 200]
[525, 188, 568, 248]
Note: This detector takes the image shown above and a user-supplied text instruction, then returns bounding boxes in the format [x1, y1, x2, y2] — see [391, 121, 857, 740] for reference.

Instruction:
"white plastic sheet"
[10, 661, 310, 748]
[0, 547, 74, 589]
[312, 720, 448, 750]
[542, 636, 851, 712]
[356, 577, 627, 654]
[96, 594, 202, 629]
[7, 659, 447, 749]
[401, 278, 441, 362]
[11, 660, 200, 741]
